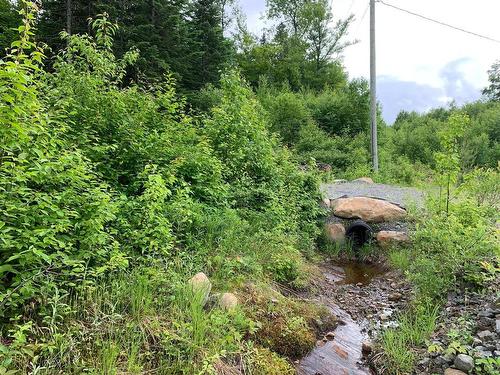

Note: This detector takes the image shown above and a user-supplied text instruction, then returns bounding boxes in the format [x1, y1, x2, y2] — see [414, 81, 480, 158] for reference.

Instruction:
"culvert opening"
[345, 220, 373, 249]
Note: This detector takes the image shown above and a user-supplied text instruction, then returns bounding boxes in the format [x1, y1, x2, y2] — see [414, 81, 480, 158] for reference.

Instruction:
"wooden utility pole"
[370, 0, 379, 172]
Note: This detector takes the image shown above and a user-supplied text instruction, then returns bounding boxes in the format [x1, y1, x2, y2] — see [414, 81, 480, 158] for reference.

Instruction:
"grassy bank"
[376, 178, 499, 374]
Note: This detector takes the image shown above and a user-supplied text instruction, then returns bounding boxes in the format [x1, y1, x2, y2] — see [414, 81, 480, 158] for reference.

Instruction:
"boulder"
[353, 177, 374, 184]
[376, 231, 410, 249]
[454, 354, 474, 372]
[219, 292, 238, 311]
[188, 272, 212, 306]
[325, 223, 346, 245]
[444, 369, 467, 375]
[333, 197, 407, 223]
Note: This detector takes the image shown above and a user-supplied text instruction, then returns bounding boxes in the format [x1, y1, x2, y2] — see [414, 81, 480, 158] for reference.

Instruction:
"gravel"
[321, 181, 425, 209]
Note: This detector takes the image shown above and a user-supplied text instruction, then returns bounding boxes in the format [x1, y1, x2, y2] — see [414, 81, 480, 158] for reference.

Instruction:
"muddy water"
[298, 262, 386, 375]
[326, 261, 387, 286]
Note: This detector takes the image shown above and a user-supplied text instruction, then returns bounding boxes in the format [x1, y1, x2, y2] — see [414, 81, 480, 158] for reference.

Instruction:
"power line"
[377, 0, 500, 44]
[354, 2, 369, 34]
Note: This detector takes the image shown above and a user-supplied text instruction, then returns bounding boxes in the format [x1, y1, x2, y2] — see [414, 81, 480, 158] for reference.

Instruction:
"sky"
[239, 0, 500, 123]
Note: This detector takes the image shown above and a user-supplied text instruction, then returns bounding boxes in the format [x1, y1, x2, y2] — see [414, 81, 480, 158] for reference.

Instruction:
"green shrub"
[0, 6, 123, 319]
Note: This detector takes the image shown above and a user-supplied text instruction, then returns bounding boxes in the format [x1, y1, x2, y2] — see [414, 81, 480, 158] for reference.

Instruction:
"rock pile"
[416, 278, 500, 374]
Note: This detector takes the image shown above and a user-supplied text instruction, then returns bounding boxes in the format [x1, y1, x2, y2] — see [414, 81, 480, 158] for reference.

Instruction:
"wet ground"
[298, 260, 412, 375]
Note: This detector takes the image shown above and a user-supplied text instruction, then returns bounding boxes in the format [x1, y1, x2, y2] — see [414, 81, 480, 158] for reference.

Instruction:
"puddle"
[298, 261, 387, 375]
[324, 261, 386, 286]
[339, 261, 386, 285]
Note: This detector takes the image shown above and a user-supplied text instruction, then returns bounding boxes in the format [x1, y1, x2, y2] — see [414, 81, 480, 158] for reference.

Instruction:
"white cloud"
[238, 0, 500, 121]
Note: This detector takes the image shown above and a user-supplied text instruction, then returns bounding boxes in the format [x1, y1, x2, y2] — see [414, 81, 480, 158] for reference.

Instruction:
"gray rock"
[474, 346, 493, 358]
[477, 330, 496, 343]
[477, 317, 494, 331]
[472, 337, 482, 347]
[496, 319, 500, 334]
[454, 354, 474, 372]
[379, 312, 391, 320]
[435, 355, 450, 366]
[418, 357, 430, 367]
[442, 352, 455, 363]
[478, 308, 496, 318]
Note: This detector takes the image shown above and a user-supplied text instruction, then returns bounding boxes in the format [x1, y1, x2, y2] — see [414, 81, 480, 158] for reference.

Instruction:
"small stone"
[478, 308, 495, 318]
[418, 357, 430, 367]
[477, 317, 494, 331]
[496, 319, 500, 333]
[379, 310, 393, 321]
[361, 341, 373, 355]
[435, 355, 450, 366]
[356, 282, 363, 287]
[324, 223, 346, 245]
[325, 331, 335, 340]
[188, 272, 211, 306]
[388, 292, 403, 302]
[219, 292, 238, 311]
[443, 352, 455, 363]
[444, 369, 467, 375]
[477, 330, 495, 343]
[353, 177, 374, 184]
[454, 354, 474, 372]
[474, 346, 493, 358]
[376, 231, 410, 249]
[321, 197, 331, 208]
[473, 337, 482, 346]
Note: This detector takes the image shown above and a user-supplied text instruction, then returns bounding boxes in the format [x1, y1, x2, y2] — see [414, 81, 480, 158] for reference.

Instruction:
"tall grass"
[379, 304, 439, 374]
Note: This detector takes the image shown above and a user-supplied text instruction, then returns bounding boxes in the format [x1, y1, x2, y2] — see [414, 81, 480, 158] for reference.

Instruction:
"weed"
[378, 304, 438, 374]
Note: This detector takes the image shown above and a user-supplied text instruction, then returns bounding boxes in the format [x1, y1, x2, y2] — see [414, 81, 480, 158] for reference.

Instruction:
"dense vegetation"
[0, 0, 499, 374]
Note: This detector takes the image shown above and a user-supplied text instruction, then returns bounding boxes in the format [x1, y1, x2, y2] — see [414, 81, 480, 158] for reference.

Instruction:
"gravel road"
[320, 181, 424, 208]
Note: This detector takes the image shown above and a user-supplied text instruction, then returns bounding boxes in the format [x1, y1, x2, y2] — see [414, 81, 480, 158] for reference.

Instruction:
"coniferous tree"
[184, 0, 232, 90]
[0, 0, 21, 55]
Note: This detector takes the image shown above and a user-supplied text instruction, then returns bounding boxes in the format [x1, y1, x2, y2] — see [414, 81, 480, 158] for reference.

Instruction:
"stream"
[298, 261, 393, 375]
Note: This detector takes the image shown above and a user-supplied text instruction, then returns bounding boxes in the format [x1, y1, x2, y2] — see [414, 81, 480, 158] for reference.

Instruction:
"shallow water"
[298, 261, 386, 375]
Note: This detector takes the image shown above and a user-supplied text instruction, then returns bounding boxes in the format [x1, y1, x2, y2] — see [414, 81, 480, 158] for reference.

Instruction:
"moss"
[241, 283, 336, 360]
[247, 347, 295, 375]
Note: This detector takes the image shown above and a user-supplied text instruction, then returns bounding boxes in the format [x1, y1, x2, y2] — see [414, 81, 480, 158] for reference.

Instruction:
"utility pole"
[370, 0, 379, 172]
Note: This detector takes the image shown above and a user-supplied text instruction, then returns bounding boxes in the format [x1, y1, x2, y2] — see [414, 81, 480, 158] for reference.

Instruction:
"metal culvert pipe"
[345, 220, 373, 249]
